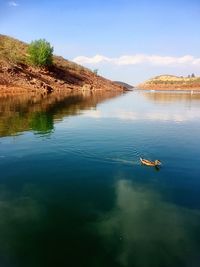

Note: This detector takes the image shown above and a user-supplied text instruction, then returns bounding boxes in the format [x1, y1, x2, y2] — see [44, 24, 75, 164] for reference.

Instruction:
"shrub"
[27, 39, 53, 67]
[93, 69, 98, 75]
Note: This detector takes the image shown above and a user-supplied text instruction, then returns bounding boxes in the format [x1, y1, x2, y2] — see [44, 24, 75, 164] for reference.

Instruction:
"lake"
[0, 90, 200, 267]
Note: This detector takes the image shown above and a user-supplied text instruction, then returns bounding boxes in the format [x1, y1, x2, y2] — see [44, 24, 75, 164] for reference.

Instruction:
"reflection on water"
[98, 180, 200, 267]
[83, 91, 200, 122]
[0, 91, 122, 136]
[142, 90, 200, 103]
[0, 90, 200, 267]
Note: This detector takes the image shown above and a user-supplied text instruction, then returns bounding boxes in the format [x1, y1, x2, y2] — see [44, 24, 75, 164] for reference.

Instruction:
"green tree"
[93, 69, 98, 75]
[27, 39, 53, 67]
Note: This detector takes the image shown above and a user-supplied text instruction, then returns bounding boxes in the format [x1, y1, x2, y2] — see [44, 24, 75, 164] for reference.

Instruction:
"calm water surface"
[0, 90, 200, 267]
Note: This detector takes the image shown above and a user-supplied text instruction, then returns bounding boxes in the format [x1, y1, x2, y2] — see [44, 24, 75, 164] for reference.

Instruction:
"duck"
[140, 158, 161, 167]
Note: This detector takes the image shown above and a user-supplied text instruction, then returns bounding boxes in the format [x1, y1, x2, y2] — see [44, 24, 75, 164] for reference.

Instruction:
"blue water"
[0, 90, 200, 267]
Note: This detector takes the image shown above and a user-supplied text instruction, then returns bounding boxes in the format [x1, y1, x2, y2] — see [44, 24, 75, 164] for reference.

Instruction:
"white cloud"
[73, 54, 200, 67]
[73, 55, 111, 64]
[8, 1, 19, 7]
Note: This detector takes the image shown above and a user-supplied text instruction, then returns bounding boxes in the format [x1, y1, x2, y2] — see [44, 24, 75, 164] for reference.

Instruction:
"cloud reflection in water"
[97, 180, 200, 267]
[83, 108, 200, 122]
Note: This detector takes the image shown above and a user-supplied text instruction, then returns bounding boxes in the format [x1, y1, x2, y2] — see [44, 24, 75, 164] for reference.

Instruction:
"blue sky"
[1, 0, 200, 84]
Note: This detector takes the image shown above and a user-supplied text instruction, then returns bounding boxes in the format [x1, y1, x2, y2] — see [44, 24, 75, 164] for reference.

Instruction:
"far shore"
[137, 87, 200, 92]
[138, 75, 200, 92]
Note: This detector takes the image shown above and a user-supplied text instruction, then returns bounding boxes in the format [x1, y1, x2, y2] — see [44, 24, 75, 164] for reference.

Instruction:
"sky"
[0, 0, 200, 85]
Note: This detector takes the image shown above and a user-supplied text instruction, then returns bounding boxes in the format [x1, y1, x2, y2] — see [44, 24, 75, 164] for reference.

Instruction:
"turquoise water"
[0, 90, 200, 267]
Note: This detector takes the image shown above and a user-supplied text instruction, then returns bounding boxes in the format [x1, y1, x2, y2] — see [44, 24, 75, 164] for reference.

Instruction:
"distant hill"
[0, 34, 125, 95]
[114, 81, 134, 90]
[138, 75, 200, 91]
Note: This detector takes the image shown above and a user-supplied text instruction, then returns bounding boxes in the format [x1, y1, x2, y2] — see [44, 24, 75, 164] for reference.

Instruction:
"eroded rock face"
[82, 84, 92, 91]
[0, 63, 125, 95]
[0, 64, 125, 95]
[0, 35, 125, 95]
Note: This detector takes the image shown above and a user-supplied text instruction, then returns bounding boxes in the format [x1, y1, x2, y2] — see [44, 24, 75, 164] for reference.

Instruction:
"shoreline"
[1, 85, 200, 97]
[0, 84, 125, 98]
[137, 86, 200, 92]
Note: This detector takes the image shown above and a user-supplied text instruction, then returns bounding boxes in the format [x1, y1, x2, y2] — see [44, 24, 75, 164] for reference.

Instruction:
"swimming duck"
[140, 158, 161, 167]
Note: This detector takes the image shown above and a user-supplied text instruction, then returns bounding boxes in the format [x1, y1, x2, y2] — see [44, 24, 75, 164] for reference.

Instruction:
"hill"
[0, 34, 125, 95]
[138, 75, 200, 91]
[114, 81, 134, 90]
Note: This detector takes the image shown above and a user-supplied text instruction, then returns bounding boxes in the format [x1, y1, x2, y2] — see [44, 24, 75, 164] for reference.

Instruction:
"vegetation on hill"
[146, 75, 200, 85]
[0, 34, 125, 94]
[138, 75, 200, 90]
[27, 39, 53, 67]
[0, 34, 27, 65]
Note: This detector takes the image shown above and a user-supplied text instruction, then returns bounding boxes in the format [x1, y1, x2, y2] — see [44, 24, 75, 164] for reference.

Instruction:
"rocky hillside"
[138, 75, 200, 90]
[114, 81, 134, 90]
[0, 34, 125, 95]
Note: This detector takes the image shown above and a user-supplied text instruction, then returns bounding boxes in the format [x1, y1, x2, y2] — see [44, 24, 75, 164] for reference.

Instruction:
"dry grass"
[147, 75, 200, 85]
[0, 34, 27, 65]
[0, 34, 89, 74]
